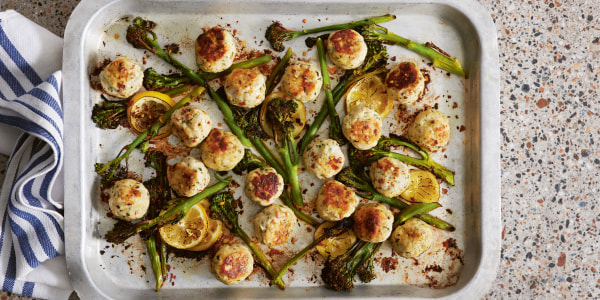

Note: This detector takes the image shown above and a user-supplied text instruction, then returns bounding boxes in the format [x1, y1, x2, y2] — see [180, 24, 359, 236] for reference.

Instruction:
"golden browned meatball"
[281, 61, 323, 102]
[316, 180, 360, 221]
[170, 106, 212, 147]
[224, 68, 266, 108]
[199, 129, 245, 171]
[167, 156, 210, 197]
[369, 157, 411, 198]
[195, 27, 237, 73]
[327, 29, 368, 70]
[99, 56, 143, 98]
[254, 204, 297, 247]
[385, 62, 426, 105]
[352, 203, 394, 243]
[212, 244, 254, 285]
[342, 105, 383, 150]
[244, 166, 285, 206]
[391, 218, 434, 258]
[108, 179, 149, 221]
[407, 109, 451, 152]
[302, 138, 345, 179]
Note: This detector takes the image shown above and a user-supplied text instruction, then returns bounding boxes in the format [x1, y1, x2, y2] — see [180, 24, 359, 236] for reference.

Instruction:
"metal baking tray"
[63, 0, 501, 298]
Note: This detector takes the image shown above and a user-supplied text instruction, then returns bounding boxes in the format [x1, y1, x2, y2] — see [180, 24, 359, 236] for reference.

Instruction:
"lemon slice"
[159, 202, 209, 249]
[400, 170, 440, 203]
[187, 199, 223, 252]
[127, 91, 176, 138]
[315, 221, 357, 260]
[345, 75, 392, 118]
[260, 92, 307, 138]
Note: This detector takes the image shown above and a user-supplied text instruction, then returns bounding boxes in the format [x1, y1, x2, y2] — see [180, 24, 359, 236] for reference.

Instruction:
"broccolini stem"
[394, 202, 441, 227]
[316, 38, 346, 146]
[280, 135, 303, 206]
[202, 54, 272, 81]
[301, 15, 395, 35]
[162, 84, 191, 96]
[366, 25, 465, 76]
[266, 48, 293, 94]
[145, 235, 163, 291]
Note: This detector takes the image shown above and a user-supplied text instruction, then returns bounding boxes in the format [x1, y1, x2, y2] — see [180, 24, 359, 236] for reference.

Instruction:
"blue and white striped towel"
[0, 10, 73, 299]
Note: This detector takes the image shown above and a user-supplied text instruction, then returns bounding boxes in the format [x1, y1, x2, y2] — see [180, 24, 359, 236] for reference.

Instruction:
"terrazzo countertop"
[1, 0, 598, 299]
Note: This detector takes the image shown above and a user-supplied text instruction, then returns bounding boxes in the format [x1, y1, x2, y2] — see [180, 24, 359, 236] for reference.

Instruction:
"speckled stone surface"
[1, 0, 599, 299]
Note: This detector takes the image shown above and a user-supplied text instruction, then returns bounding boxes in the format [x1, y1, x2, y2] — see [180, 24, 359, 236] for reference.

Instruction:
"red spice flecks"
[381, 257, 398, 272]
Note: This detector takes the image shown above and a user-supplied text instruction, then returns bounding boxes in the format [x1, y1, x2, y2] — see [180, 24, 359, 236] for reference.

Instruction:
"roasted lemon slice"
[345, 75, 392, 118]
[315, 221, 357, 260]
[400, 170, 440, 203]
[187, 199, 223, 252]
[159, 202, 208, 249]
[127, 91, 175, 138]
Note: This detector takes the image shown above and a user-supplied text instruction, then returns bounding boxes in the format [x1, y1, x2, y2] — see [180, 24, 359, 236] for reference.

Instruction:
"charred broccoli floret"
[143, 68, 190, 91]
[232, 149, 267, 175]
[91, 97, 128, 129]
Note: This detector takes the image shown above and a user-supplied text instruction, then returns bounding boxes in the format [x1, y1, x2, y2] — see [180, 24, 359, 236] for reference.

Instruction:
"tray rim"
[62, 0, 501, 298]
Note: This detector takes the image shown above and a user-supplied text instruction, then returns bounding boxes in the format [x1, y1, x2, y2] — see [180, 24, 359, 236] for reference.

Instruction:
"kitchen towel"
[0, 10, 72, 300]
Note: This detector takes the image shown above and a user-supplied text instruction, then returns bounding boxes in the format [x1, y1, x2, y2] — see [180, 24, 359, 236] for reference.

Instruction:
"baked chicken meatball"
[369, 157, 411, 198]
[167, 156, 210, 197]
[254, 204, 297, 247]
[108, 179, 150, 221]
[281, 61, 323, 102]
[195, 27, 237, 73]
[353, 203, 394, 243]
[326, 29, 368, 70]
[385, 62, 426, 105]
[170, 106, 212, 147]
[302, 138, 345, 179]
[212, 244, 254, 285]
[224, 68, 267, 108]
[244, 166, 285, 206]
[99, 56, 143, 98]
[342, 104, 383, 150]
[199, 129, 245, 171]
[407, 109, 451, 152]
[316, 180, 360, 221]
[391, 218, 434, 258]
